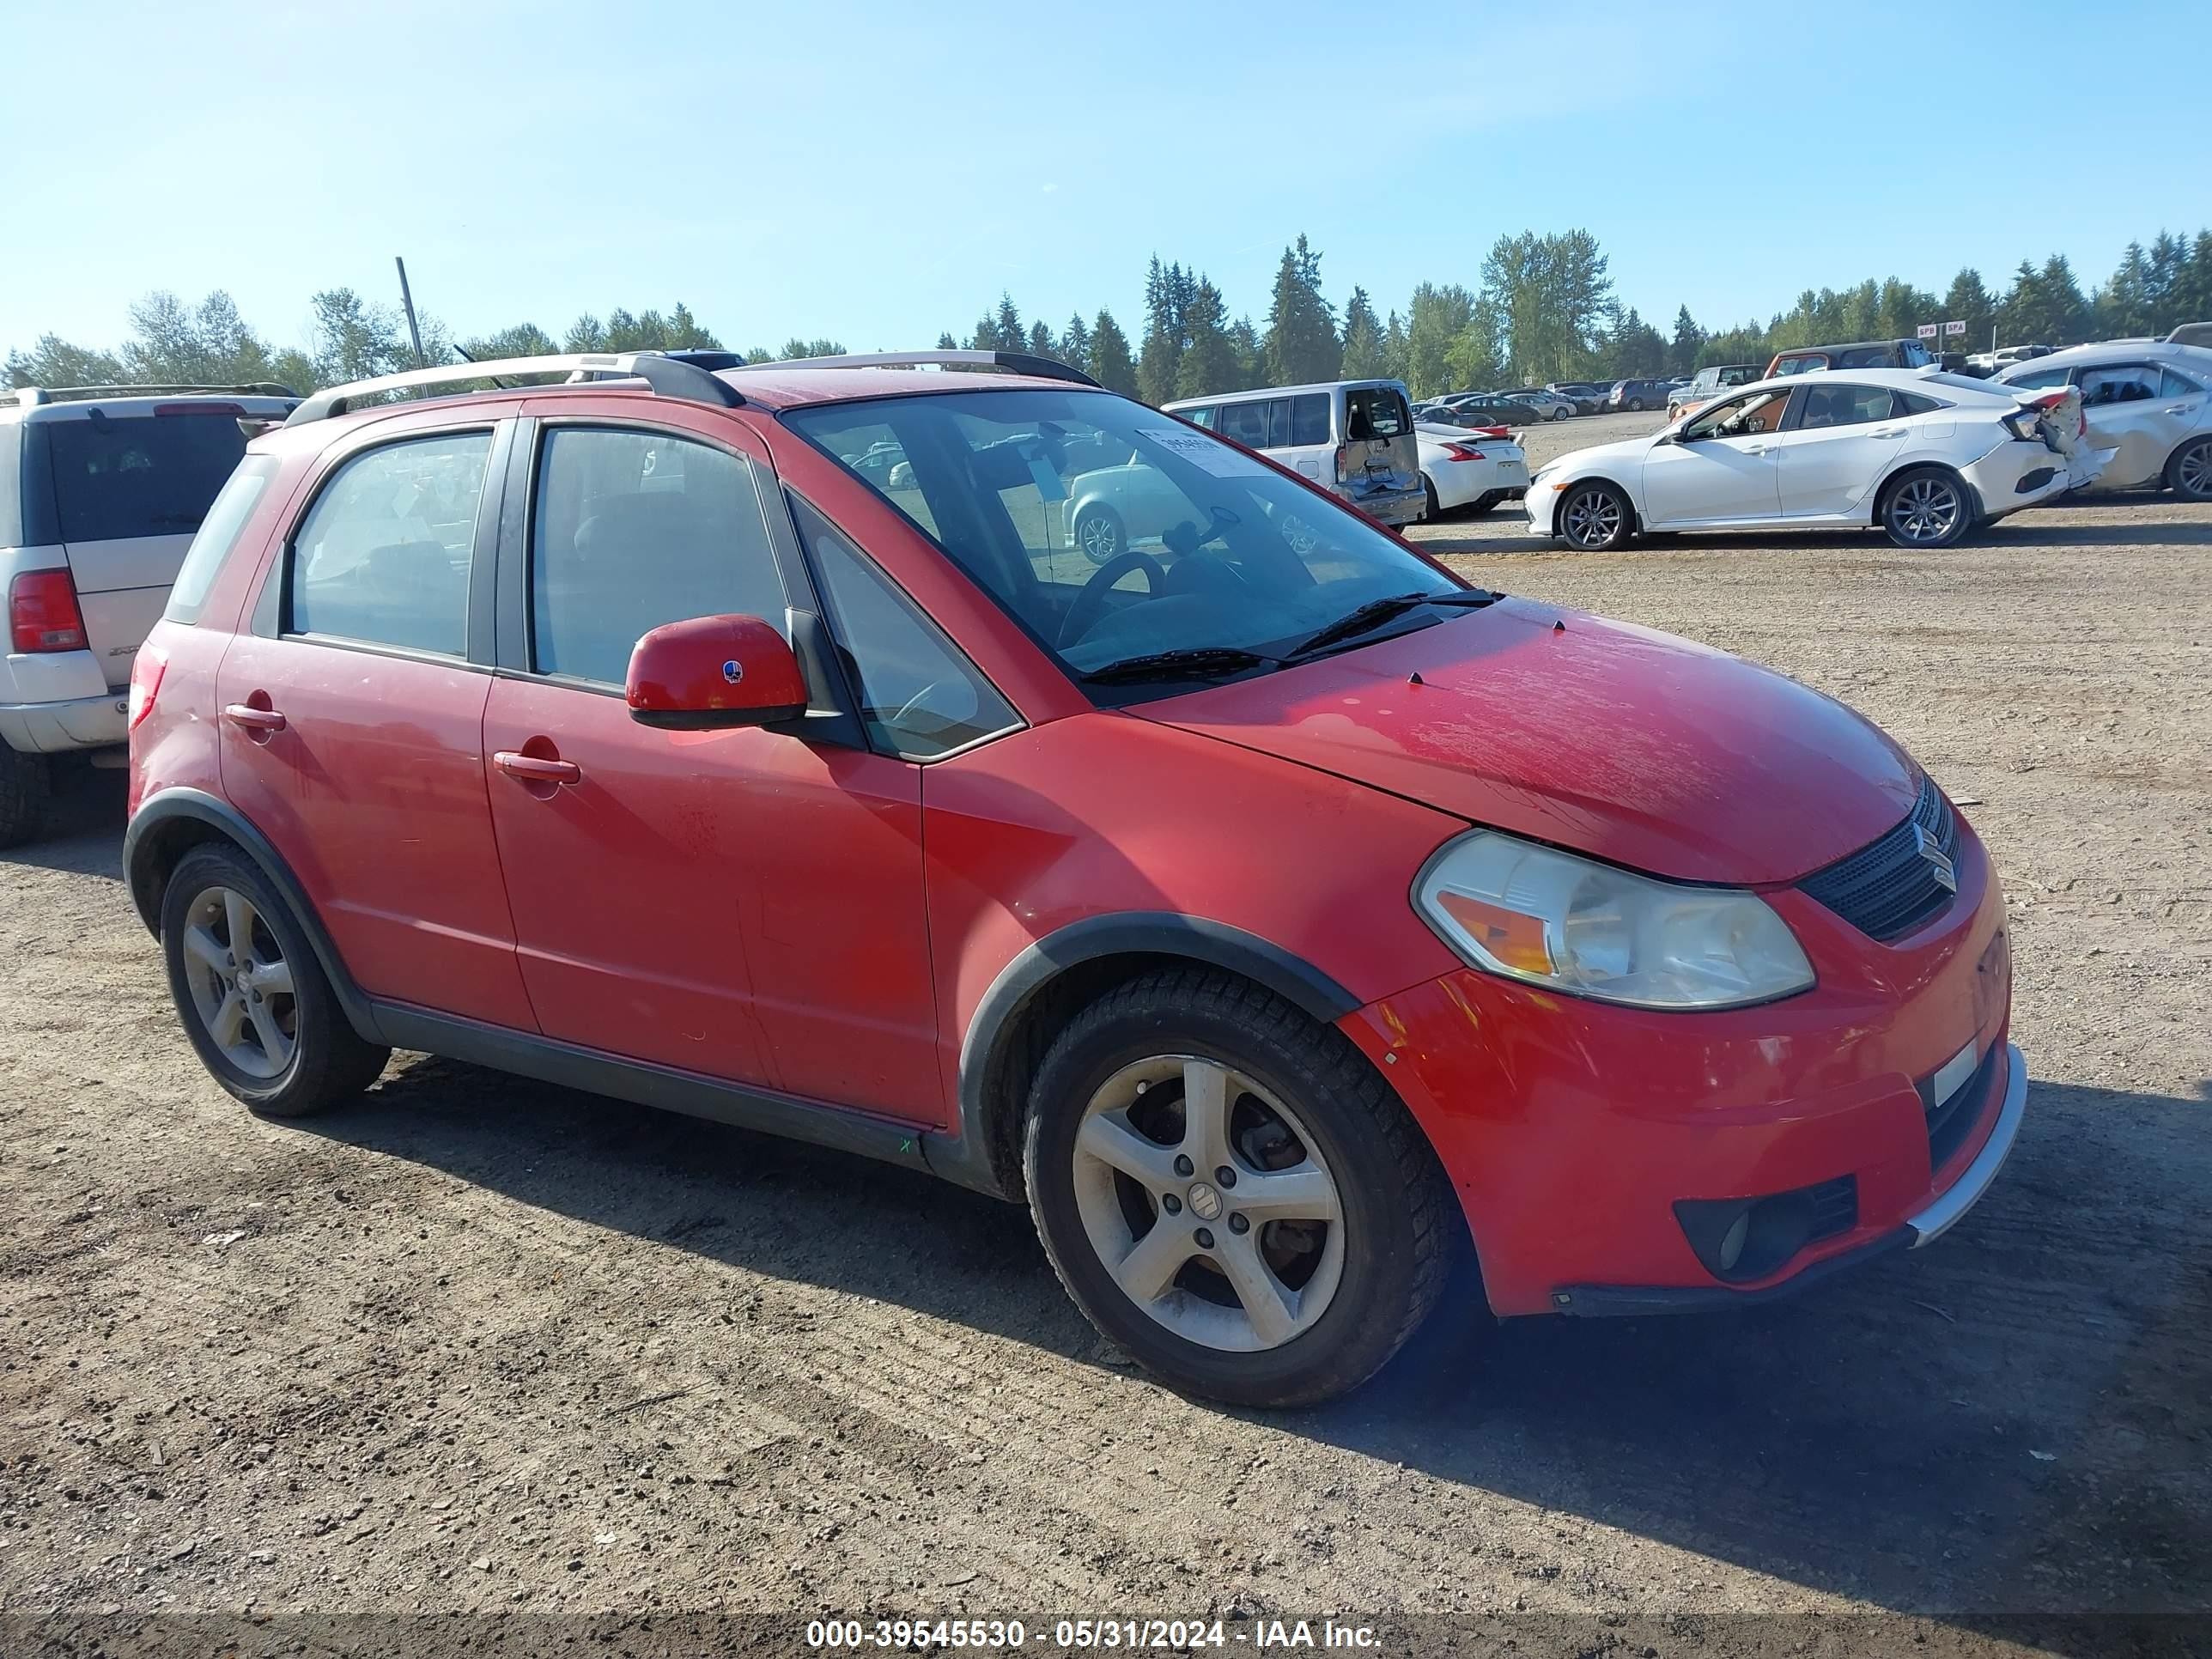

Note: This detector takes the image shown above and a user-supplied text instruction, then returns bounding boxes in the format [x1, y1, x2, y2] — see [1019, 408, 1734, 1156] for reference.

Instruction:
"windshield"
[786, 389, 1471, 692]
[46, 410, 251, 543]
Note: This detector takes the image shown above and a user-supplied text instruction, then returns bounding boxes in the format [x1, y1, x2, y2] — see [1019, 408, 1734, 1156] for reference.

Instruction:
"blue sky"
[4, 0, 2207, 360]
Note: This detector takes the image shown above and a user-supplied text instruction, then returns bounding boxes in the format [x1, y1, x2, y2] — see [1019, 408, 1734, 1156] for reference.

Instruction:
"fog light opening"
[1717, 1211, 1751, 1274]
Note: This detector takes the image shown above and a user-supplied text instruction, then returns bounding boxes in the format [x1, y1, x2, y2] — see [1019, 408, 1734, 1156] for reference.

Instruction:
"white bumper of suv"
[0, 647, 130, 753]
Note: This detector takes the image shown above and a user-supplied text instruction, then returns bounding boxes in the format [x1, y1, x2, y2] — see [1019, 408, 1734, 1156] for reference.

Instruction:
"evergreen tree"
[1669, 305, 1705, 376]
[5, 334, 125, 388]
[1028, 320, 1054, 360]
[1176, 278, 1238, 398]
[1089, 307, 1139, 396]
[1339, 287, 1385, 379]
[1380, 310, 1412, 386]
[937, 331, 960, 350]
[1137, 256, 1193, 405]
[2175, 231, 2212, 327]
[968, 312, 1000, 352]
[1058, 313, 1092, 377]
[565, 313, 606, 351]
[1404, 283, 1477, 398]
[1942, 269, 1996, 354]
[1263, 234, 1339, 385]
[1227, 316, 1263, 391]
[994, 294, 1025, 352]
[461, 322, 559, 361]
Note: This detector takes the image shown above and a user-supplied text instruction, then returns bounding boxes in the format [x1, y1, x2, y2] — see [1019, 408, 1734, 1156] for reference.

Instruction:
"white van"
[1163, 380, 1425, 527]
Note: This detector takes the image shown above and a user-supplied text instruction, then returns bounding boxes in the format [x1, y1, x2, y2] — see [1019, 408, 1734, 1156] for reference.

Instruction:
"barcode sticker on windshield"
[1139, 427, 1268, 477]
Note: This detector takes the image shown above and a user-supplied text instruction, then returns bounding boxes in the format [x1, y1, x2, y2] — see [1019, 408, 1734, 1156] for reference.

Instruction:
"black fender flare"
[123, 787, 384, 1043]
[922, 912, 1360, 1198]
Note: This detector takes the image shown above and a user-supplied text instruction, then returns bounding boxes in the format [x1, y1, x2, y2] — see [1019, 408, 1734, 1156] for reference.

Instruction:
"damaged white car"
[1527, 368, 2112, 551]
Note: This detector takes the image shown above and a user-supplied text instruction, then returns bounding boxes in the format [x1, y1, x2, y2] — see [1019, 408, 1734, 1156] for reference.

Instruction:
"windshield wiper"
[1284, 588, 1498, 663]
[1080, 647, 1278, 684]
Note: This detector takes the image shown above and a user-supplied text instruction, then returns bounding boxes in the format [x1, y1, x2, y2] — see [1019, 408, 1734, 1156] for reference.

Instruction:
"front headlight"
[1414, 831, 1814, 1011]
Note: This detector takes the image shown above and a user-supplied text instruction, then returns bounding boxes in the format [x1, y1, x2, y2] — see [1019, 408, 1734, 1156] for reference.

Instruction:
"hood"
[1538, 433, 1656, 479]
[1138, 599, 1919, 885]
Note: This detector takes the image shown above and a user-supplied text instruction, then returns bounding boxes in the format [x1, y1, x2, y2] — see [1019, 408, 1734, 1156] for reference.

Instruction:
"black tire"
[2166, 435, 2212, 502]
[1626, 398, 1645, 412]
[1420, 476, 1442, 523]
[1072, 503, 1125, 566]
[1022, 969, 1456, 1409]
[0, 744, 52, 850]
[1879, 466, 1973, 550]
[1467, 491, 1500, 517]
[160, 843, 389, 1117]
[1555, 480, 1633, 551]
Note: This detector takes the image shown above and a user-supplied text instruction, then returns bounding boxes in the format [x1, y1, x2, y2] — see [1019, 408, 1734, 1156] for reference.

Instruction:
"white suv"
[3, 383, 296, 843]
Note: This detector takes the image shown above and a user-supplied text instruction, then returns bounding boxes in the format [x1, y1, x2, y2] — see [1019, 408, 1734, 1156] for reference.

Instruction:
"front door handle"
[1741, 443, 1770, 455]
[493, 750, 581, 786]
[222, 703, 286, 733]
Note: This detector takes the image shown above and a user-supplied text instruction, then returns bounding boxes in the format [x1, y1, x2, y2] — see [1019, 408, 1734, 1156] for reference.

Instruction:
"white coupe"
[1415, 422, 1529, 520]
[1527, 369, 2112, 551]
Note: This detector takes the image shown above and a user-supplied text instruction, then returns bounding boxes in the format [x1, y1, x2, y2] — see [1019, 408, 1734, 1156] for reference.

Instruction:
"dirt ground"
[2, 483, 2208, 1657]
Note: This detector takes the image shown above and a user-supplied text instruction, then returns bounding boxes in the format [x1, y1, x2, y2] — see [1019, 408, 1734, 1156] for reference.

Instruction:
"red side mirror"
[626, 615, 806, 731]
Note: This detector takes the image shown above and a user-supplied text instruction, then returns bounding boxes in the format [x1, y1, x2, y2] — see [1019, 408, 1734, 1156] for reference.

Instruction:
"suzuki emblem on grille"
[1912, 823, 1958, 892]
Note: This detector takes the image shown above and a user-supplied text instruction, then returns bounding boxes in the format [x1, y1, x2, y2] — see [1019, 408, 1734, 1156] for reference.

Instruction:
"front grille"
[1921, 1043, 2002, 1172]
[1798, 775, 1960, 942]
[1805, 1175, 1858, 1243]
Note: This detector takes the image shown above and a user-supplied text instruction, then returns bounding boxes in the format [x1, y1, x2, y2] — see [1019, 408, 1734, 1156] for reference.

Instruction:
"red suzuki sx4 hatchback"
[125, 350, 2024, 1407]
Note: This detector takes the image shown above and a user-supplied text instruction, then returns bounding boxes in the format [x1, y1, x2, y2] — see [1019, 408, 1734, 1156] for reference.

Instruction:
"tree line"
[10, 225, 2211, 403]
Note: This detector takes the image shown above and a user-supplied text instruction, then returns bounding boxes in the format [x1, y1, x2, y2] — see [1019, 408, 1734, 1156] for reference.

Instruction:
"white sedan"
[1415, 422, 1528, 520]
[1526, 368, 2112, 551]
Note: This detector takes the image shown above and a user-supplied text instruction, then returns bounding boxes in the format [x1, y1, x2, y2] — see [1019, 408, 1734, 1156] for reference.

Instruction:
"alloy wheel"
[1070, 1054, 1346, 1353]
[2177, 440, 2212, 501]
[179, 885, 298, 1079]
[1561, 487, 1624, 549]
[1076, 510, 1121, 563]
[1887, 476, 1961, 544]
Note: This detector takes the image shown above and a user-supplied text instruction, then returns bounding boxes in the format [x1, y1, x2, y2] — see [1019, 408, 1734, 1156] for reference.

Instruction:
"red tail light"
[129, 645, 168, 732]
[1443, 443, 1487, 462]
[1334, 443, 1356, 485]
[9, 568, 88, 653]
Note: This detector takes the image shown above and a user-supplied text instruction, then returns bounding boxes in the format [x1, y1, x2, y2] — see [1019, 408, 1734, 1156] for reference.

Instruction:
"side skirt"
[371, 1001, 936, 1175]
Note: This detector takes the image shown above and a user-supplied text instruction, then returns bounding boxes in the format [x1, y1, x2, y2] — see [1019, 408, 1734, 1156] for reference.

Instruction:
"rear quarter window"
[165, 456, 280, 625]
[46, 410, 250, 544]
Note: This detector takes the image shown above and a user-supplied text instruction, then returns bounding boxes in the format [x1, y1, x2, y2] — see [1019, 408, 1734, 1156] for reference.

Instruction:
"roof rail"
[732, 349, 1102, 389]
[282, 352, 744, 428]
[13, 381, 301, 407]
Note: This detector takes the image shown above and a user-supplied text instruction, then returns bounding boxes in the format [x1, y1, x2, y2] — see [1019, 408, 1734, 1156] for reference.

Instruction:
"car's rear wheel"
[0, 746, 52, 849]
[1626, 398, 1645, 412]
[1467, 491, 1500, 516]
[1880, 467, 1972, 549]
[1022, 969, 1454, 1408]
[1420, 477, 1442, 522]
[160, 844, 390, 1117]
[1073, 503, 1126, 565]
[2167, 435, 2212, 502]
[1558, 481, 1632, 551]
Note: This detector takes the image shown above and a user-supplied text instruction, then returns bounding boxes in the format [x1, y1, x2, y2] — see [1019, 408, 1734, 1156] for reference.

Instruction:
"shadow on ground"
[305, 1057, 2210, 1622]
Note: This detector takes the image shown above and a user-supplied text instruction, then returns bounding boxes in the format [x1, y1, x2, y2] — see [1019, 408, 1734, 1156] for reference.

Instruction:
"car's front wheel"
[160, 844, 390, 1116]
[1073, 503, 1126, 565]
[2167, 435, 2212, 502]
[1023, 970, 1453, 1408]
[1880, 467, 1972, 549]
[1557, 481, 1632, 550]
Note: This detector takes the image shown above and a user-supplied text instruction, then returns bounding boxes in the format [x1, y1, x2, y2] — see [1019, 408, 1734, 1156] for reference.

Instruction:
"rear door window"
[287, 432, 490, 656]
[1795, 383, 1895, 430]
[47, 410, 250, 543]
[1344, 386, 1407, 440]
[1289, 394, 1330, 445]
[2077, 364, 2160, 406]
[166, 456, 278, 625]
[1217, 400, 1270, 449]
[529, 426, 785, 686]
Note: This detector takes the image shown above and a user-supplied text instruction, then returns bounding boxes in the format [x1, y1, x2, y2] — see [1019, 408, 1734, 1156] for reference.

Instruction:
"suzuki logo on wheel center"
[1186, 1181, 1224, 1222]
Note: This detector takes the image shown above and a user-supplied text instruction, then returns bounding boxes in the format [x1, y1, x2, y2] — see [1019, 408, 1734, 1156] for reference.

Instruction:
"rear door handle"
[2166, 404, 2194, 416]
[493, 750, 581, 785]
[1869, 428, 1906, 439]
[222, 703, 286, 732]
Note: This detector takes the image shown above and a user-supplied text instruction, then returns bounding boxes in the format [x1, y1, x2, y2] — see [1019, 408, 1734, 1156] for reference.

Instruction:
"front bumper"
[1340, 814, 2020, 1316]
[0, 690, 130, 754]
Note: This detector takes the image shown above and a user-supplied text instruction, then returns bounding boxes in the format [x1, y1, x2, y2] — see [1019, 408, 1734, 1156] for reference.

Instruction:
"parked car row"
[113, 345, 2030, 1410]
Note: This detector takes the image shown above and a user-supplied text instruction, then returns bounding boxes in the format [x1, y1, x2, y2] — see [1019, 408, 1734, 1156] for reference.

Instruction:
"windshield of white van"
[46, 410, 251, 543]
[786, 389, 1483, 696]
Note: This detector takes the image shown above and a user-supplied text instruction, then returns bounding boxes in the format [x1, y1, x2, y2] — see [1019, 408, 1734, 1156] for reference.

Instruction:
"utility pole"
[394, 257, 428, 368]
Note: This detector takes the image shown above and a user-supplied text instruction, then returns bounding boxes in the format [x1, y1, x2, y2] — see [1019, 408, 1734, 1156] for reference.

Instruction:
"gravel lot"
[2, 470, 2207, 1656]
